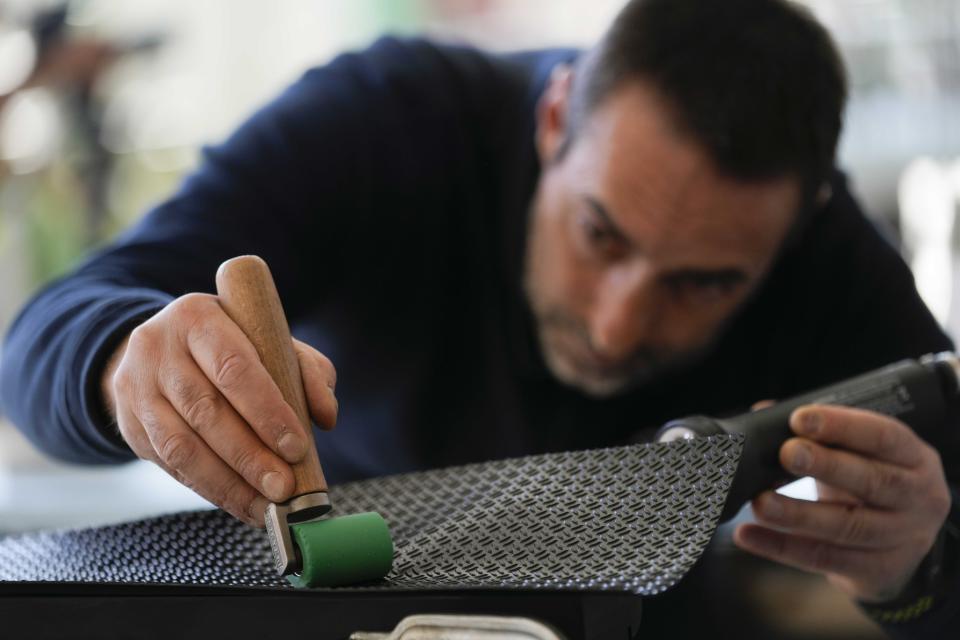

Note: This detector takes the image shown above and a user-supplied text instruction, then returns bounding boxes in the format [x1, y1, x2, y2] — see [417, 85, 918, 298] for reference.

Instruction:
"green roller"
[286, 511, 394, 588]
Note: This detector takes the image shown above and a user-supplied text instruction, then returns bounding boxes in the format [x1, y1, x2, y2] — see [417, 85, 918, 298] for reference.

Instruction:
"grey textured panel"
[0, 435, 742, 595]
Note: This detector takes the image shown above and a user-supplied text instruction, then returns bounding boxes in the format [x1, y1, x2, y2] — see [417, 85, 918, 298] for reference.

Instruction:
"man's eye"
[584, 219, 614, 242]
[578, 213, 625, 257]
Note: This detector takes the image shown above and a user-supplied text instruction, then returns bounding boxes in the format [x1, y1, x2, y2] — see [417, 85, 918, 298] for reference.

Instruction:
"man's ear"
[535, 64, 574, 166]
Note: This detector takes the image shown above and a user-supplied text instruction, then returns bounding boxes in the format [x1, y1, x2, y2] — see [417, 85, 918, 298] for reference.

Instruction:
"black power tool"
[656, 352, 960, 521]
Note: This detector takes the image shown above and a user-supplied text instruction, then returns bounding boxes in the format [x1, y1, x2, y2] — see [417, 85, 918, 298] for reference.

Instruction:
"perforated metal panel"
[0, 435, 742, 595]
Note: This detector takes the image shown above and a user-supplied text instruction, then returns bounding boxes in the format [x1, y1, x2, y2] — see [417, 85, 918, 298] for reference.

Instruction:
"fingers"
[176, 295, 308, 463]
[815, 481, 862, 507]
[751, 490, 901, 549]
[780, 437, 914, 509]
[739, 403, 953, 602]
[108, 292, 342, 530]
[116, 396, 270, 527]
[734, 522, 876, 579]
[789, 405, 927, 468]
[156, 357, 296, 504]
[293, 338, 338, 430]
[136, 394, 273, 527]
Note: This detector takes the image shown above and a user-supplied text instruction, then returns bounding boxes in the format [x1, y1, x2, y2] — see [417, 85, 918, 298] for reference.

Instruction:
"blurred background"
[0, 1, 957, 637]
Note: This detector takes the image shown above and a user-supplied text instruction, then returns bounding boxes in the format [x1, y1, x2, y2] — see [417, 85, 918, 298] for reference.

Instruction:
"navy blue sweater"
[2, 37, 958, 636]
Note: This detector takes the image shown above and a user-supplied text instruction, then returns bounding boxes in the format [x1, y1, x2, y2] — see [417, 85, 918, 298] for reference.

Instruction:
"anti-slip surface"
[0, 435, 742, 595]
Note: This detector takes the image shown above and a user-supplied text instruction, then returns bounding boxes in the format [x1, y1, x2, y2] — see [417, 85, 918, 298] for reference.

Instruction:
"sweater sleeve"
[0, 37, 470, 465]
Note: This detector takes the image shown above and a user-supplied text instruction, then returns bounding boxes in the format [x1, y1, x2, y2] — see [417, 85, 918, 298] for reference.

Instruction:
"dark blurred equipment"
[0, 1, 163, 243]
[658, 352, 960, 521]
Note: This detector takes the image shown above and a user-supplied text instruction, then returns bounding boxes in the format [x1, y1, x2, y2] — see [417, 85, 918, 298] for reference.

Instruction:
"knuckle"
[172, 292, 212, 319]
[250, 408, 282, 438]
[161, 370, 223, 433]
[112, 362, 134, 393]
[867, 464, 907, 502]
[169, 294, 218, 337]
[213, 351, 250, 390]
[923, 458, 951, 519]
[219, 481, 253, 519]
[159, 431, 197, 470]
[929, 487, 952, 521]
[127, 323, 158, 351]
[136, 400, 162, 433]
[839, 505, 869, 544]
[182, 392, 220, 432]
[810, 445, 833, 477]
[875, 424, 903, 458]
[231, 447, 262, 484]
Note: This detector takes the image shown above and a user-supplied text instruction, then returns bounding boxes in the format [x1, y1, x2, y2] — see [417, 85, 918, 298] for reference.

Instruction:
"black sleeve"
[0, 37, 479, 464]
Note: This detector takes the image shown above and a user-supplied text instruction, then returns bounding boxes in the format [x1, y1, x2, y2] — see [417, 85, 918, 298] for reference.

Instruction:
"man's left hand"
[733, 404, 952, 602]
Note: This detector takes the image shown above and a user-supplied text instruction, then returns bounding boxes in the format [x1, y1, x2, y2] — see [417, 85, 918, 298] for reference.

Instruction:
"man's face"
[525, 72, 801, 397]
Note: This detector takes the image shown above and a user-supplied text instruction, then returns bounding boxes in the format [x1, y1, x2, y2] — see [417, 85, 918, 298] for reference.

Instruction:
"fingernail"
[796, 410, 821, 435]
[278, 432, 305, 462]
[261, 471, 285, 501]
[791, 443, 812, 473]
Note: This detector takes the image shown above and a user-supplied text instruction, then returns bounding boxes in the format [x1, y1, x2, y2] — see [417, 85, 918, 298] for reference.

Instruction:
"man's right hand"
[100, 293, 339, 528]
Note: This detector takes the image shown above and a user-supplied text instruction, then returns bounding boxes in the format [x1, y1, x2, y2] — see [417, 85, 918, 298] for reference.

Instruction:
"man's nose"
[589, 267, 659, 362]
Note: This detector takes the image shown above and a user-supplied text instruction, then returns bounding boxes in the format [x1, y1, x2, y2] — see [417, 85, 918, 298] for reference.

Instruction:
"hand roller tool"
[657, 352, 960, 521]
[216, 255, 393, 587]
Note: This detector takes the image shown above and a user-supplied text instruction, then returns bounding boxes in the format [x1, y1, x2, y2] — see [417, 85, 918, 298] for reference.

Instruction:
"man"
[1, 0, 957, 636]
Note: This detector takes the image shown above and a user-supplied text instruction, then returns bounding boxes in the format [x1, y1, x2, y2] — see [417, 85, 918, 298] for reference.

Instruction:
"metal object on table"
[350, 614, 564, 640]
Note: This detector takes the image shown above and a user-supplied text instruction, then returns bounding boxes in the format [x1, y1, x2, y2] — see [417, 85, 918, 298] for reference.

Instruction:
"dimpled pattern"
[0, 435, 742, 595]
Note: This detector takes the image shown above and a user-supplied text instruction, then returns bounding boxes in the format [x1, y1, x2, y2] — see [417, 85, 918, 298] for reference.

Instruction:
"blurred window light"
[100, 74, 204, 173]
[776, 476, 818, 502]
[0, 28, 37, 96]
[0, 87, 62, 174]
[898, 157, 956, 327]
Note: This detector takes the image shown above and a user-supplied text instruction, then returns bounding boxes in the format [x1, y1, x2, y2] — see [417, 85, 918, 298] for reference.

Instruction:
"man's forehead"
[582, 191, 796, 275]
[567, 83, 801, 269]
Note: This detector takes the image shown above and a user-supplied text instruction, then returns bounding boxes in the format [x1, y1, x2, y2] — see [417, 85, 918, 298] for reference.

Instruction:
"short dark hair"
[567, 0, 847, 202]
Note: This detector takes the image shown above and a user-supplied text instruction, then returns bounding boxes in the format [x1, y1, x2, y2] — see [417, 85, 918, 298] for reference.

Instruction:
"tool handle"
[215, 255, 328, 498]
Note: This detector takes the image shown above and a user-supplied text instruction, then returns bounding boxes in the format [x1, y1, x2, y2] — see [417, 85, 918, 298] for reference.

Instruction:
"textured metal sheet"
[0, 435, 742, 595]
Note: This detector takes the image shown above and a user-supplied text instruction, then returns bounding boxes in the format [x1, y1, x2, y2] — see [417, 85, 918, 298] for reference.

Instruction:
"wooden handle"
[215, 255, 327, 498]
